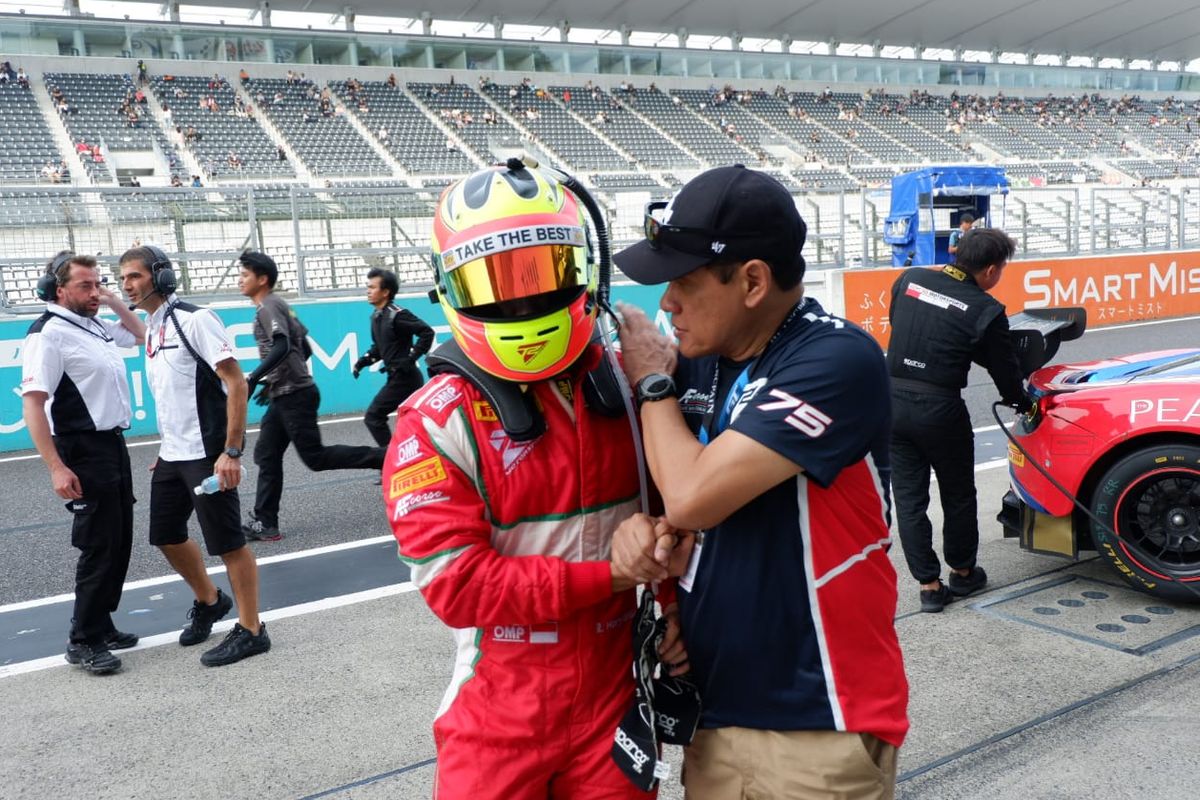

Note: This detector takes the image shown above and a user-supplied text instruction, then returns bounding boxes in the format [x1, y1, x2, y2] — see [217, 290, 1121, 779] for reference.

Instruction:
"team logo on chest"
[489, 429, 538, 474]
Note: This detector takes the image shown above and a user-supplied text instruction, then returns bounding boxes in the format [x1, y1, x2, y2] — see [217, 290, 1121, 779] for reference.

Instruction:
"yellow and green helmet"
[431, 164, 597, 382]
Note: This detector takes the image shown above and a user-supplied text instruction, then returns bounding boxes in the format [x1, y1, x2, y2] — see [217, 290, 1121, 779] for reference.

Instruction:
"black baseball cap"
[615, 165, 807, 285]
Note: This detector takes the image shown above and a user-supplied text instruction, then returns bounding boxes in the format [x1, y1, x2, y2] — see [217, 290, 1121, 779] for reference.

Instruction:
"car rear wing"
[1008, 307, 1087, 378]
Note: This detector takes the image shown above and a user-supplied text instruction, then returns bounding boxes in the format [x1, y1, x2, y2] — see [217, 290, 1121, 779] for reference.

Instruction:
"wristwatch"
[636, 373, 677, 406]
[224, 446, 243, 459]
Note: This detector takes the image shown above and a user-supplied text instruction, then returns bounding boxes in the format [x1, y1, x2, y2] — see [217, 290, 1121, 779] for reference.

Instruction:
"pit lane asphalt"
[1, 316, 1198, 798]
[2, 315, 1194, 664]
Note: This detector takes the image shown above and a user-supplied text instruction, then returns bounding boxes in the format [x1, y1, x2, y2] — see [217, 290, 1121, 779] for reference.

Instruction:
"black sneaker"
[948, 566, 988, 598]
[242, 515, 283, 542]
[179, 589, 234, 646]
[920, 583, 955, 613]
[200, 622, 271, 667]
[64, 643, 122, 675]
[105, 630, 139, 650]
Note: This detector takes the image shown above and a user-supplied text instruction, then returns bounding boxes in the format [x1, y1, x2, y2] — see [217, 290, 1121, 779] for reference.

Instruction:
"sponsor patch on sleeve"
[472, 400, 498, 422]
[388, 455, 448, 498]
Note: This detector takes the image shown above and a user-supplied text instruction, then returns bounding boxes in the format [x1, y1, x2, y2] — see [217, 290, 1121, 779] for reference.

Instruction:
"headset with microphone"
[35, 251, 77, 303]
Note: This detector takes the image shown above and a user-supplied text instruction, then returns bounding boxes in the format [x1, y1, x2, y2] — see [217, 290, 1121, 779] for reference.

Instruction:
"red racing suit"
[385, 346, 654, 800]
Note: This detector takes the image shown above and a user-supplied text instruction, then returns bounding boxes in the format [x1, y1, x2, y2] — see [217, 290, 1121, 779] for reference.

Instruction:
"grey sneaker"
[242, 516, 283, 542]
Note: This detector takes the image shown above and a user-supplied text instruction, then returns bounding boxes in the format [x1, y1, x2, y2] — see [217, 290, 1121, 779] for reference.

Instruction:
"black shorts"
[149, 458, 245, 556]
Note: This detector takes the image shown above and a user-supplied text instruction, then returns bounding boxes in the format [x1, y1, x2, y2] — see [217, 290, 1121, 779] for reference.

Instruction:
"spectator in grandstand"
[22, 251, 146, 675]
[277, 145, 287, 162]
[171, 175, 183, 187]
[16, 66, 28, 88]
[191, 175, 202, 187]
[386, 162, 685, 799]
[351, 268, 433, 449]
[239, 68, 249, 82]
[386, 72, 397, 88]
[611, 165, 908, 799]
[237, 251, 385, 542]
[0, 61, 11, 82]
[227, 151, 243, 170]
[118, 246, 271, 666]
[137, 59, 147, 84]
[886, 228, 1030, 613]
[377, 125, 388, 143]
[947, 213, 974, 255]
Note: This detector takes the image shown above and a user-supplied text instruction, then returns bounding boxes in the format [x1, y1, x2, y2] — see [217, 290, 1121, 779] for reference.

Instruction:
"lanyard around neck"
[697, 300, 806, 445]
[49, 311, 113, 343]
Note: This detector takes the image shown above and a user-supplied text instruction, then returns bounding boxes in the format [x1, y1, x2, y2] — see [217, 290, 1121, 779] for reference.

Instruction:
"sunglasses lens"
[643, 216, 661, 249]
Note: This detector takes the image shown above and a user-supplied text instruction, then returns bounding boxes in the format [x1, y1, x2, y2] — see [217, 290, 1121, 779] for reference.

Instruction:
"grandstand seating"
[628, 88, 764, 167]
[152, 74, 295, 181]
[331, 80, 478, 175]
[0, 83, 67, 185]
[45, 72, 184, 184]
[244, 77, 388, 177]
[408, 81, 527, 164]
[554, 85, 699, 170]
[478, 82, 633, 171]
[8, 65, 1200, 307]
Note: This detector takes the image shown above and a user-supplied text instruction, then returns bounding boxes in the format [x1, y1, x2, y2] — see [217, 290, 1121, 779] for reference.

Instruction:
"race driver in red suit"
[385, 163, 684, 799]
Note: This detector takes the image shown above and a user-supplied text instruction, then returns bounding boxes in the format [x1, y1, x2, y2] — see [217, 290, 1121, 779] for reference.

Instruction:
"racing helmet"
[431, 164, 596, 382]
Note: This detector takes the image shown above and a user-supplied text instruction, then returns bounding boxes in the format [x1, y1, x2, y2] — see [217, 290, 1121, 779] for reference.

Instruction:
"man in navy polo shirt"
[613, 166, 909, 799]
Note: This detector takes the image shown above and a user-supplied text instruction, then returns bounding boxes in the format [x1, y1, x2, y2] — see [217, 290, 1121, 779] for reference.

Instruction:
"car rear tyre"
[1088, 445, 1200, 603]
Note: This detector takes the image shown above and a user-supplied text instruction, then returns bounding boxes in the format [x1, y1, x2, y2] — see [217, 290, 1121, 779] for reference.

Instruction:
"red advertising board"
[842, 250, 1200, 348]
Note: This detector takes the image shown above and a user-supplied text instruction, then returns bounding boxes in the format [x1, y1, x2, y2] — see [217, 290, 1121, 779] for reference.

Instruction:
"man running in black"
[352, 268, 434, 447]
[238, 251, 385, 541]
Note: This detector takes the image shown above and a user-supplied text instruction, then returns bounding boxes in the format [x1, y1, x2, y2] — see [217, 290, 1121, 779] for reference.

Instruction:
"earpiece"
[144, 244, 177, 296]
[36, 251, 75, 302]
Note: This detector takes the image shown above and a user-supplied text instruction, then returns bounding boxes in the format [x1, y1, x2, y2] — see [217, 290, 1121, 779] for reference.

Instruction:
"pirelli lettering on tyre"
[388, 455, 447, 498]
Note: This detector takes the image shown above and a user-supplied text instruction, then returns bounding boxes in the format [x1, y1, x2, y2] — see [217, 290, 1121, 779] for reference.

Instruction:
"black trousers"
[890, 390, 978, 584]
[363, 367, 425, 447]
[252, 384, 385, 527]
[54, 430, 135, 647]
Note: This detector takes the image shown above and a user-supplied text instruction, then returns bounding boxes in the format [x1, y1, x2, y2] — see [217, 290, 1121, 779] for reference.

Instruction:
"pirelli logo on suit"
[389, 455, 447, 499]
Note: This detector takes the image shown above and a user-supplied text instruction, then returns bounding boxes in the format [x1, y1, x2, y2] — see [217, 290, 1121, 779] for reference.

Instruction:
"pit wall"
[4, 249, 1197, 452]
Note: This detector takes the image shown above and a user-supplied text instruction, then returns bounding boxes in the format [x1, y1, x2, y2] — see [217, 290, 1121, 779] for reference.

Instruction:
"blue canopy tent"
[883, 166, 1008, 267]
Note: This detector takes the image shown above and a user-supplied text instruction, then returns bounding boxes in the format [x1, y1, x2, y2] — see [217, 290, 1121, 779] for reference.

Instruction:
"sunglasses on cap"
[642, 200, 766, 256]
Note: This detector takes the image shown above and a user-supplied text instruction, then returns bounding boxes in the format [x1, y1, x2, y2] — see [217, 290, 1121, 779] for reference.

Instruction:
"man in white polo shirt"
[21, 251, 146, 676]
[120, 245, 270, 667]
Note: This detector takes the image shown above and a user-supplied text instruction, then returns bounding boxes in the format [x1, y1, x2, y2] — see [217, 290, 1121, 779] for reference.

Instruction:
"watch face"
[644, 376, 672, 395]
[225, 447, 242, 458]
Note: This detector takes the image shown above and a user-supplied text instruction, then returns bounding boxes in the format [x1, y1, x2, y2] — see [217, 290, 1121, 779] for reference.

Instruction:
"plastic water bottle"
[194, 466, 247, 495]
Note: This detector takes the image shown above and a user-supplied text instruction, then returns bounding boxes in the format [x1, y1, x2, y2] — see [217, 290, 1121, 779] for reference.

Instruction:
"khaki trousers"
[683, 727, 897, 800]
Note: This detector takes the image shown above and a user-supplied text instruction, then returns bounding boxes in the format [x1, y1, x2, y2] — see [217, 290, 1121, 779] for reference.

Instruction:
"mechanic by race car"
[384, 163, 680, 798]
[887, 228, 1033, 612]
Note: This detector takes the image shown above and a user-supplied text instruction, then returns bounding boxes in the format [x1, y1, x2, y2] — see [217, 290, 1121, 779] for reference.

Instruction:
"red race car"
[1000, 310, 1200, 602]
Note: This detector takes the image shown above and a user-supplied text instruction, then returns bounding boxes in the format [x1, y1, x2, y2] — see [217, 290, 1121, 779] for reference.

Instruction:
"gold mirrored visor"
[441, 227, 589, 310]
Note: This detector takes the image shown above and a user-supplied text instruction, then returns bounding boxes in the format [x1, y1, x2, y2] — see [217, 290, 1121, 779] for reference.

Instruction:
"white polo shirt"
[144, 297, 237, 461]
[20, 303, 136, 435]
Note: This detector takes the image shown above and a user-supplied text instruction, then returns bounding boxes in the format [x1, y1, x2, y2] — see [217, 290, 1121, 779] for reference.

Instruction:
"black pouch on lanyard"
[612, 590, 702, 790]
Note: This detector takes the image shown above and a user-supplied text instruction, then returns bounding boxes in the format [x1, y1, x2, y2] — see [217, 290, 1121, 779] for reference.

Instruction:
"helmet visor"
[442, 242, 589, 311]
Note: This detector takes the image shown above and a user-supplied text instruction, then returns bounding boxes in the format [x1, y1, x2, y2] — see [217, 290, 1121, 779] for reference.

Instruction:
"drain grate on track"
[972, 575, 1200, 655]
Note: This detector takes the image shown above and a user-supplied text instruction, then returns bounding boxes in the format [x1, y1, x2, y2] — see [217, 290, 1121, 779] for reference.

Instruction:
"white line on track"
[0, 534, 395, 614]
[0, 415, 362, 464]
[0, 582, 418, 680]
